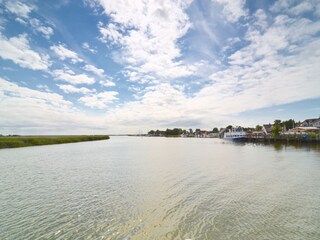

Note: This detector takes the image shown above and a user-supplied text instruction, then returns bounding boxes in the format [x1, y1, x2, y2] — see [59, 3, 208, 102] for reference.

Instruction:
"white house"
[300, 118, 320, 127]
[312, 118, 320, 127]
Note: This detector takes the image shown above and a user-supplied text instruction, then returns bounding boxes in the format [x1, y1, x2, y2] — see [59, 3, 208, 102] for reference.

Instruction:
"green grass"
[0, 135, 110, 149]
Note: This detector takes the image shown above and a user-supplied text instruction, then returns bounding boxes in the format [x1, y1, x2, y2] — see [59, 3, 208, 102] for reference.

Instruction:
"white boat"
[224, 126, 246, 140]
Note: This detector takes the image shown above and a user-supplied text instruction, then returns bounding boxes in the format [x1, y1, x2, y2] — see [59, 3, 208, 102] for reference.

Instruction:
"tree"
[165, 128, 183, 136]
[255, 125, 262, 131]
[226, 125, 232, 131]
[274, 119, 282, 126]
[212, 127, 219, 133]
[272, 120, 281, 138]
[148, 130, 155, 135]
[282, 119, 295, 130]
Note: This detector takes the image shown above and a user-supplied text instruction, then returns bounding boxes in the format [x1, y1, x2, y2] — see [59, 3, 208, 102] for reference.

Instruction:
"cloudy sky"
[0, 0, 320, 134]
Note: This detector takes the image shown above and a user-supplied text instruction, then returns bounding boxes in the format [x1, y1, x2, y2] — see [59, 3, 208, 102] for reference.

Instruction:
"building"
[300, 118, 320, 127]
[218, 128, 226, 138]
[312, 118, 320, 127]
[194, 129, 208, 138]
[262, 124, 273, 135]
[208, 132, 219, 138]
[289, 127, 320, 134]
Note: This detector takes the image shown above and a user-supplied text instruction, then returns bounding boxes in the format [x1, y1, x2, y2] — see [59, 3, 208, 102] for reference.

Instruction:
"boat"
[223, 126, 247, 141]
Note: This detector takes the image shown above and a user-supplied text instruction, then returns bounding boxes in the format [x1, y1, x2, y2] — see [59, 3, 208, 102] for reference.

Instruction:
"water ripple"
[1, 137, 320, 239]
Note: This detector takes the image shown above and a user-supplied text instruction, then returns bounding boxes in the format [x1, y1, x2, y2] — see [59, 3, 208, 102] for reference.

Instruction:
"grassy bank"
[0, 135, 110, 149]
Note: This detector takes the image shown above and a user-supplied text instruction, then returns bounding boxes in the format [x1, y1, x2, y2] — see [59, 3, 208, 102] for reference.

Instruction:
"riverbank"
[245, 134, 320, 143]
[0, 135, 110, 149]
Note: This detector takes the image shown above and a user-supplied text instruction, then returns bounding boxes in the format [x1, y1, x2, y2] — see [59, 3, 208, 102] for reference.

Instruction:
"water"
[1, 137, 320, 240]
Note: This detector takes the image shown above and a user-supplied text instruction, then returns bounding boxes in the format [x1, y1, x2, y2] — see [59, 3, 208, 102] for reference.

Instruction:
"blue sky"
[0, 0, 320, 134]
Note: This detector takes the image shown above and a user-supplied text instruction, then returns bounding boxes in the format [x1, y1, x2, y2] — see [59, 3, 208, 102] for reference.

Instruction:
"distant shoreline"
[0, 135, 110, 149]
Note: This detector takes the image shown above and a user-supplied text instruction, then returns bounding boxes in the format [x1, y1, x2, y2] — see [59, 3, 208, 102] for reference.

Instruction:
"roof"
[263, 124, 273, 132]
[290, 127, 319, 132]
[302, 118, 318, 123]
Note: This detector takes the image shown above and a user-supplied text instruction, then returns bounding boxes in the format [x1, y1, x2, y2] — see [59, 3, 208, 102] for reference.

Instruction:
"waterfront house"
[194, 129, 208, 138]
[262, 124, 273, 135]
[195, 129, 201, 137]
[300, 118, 320, 127]
[289, 127, 320, 134]
[311, 118, 320, 127]
[251, 131, 265, 138]
[208, 132, 219, 138]
[218, 128, 226, 138]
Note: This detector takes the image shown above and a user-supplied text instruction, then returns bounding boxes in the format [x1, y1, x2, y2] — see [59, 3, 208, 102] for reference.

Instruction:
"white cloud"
[228, 14, 320, 66]
[58, 84, 95, 94]
[122, 69, 158, 84]
[4, 0, 35, 18]
[98, 8, 320, 131]
[0, 33, 50, 70]
[36, 84, 51, 92]
[83, 64, 104, 77]
[0, 16, 6, 31]
[0, 77, 72, 112]
[102, 83, 203, 129]
[203, 13, 320, 115]
[289, 2, 314, 15]
[270, 0, 294, 13]
[29, 18, 54, 39]
[0, 77, 109, 135]
[52, 68, 95, 85]
[270, 0, 316, 15]
[83, 0, 101, 14]
[96, 0, 195, 81]
[212, 0, 247, 22]
[316, 2, 320, 17]
[2, 0, 320, 134]
[98, 22, 123, 44]
[82, 42, 97, 53]
[50, 44, 83, 63]
[79, 91, 118, 109]
[99, 78, 116, 87]
[254, 9, 268, 30]
[13, 14, 54, 39]
[15, 17, 28, 25]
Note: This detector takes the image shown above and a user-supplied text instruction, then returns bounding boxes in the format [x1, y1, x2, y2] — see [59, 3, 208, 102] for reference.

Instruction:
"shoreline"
[244, 135, 320, 143]
[143, 135, 320, 143]
[0, 135, 110, 149]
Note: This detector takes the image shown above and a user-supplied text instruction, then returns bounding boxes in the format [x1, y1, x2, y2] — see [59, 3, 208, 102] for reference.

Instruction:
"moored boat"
[224, 126, 246, 141]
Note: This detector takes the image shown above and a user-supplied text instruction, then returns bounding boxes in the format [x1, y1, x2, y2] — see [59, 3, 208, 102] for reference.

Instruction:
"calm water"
[1, 137, 320, 240]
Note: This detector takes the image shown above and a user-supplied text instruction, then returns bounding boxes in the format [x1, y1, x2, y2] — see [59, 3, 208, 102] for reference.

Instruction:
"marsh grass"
[0, 135, 109, 149]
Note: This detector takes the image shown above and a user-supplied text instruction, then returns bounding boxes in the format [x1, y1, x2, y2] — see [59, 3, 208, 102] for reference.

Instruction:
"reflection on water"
[0, 137, 320, 240]
[245, 141, 320, 152]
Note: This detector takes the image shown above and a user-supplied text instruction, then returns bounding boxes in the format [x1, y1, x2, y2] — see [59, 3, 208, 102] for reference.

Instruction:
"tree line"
[148, 127, 220, 136]
[148, 119, 298, 137]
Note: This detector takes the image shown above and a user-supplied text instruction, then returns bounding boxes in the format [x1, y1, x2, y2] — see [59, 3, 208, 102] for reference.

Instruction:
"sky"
[0, 0, 320, 135]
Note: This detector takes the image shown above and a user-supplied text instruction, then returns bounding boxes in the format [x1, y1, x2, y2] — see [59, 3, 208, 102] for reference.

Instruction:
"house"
[208, 132, 219, 138]
[195, 129, 201, 137]
[289, 127, 320, 134]
[312, 118, 320, 127]
[194, 129, 208, 138]
[300, 118, 320, 127]
[262, 124, 273, 135]
[251, 131, 265, 137]
[218, 128, 226, 138]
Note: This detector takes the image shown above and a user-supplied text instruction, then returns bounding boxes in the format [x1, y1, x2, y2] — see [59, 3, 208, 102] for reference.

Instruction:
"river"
[1, 137, 320, 239]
